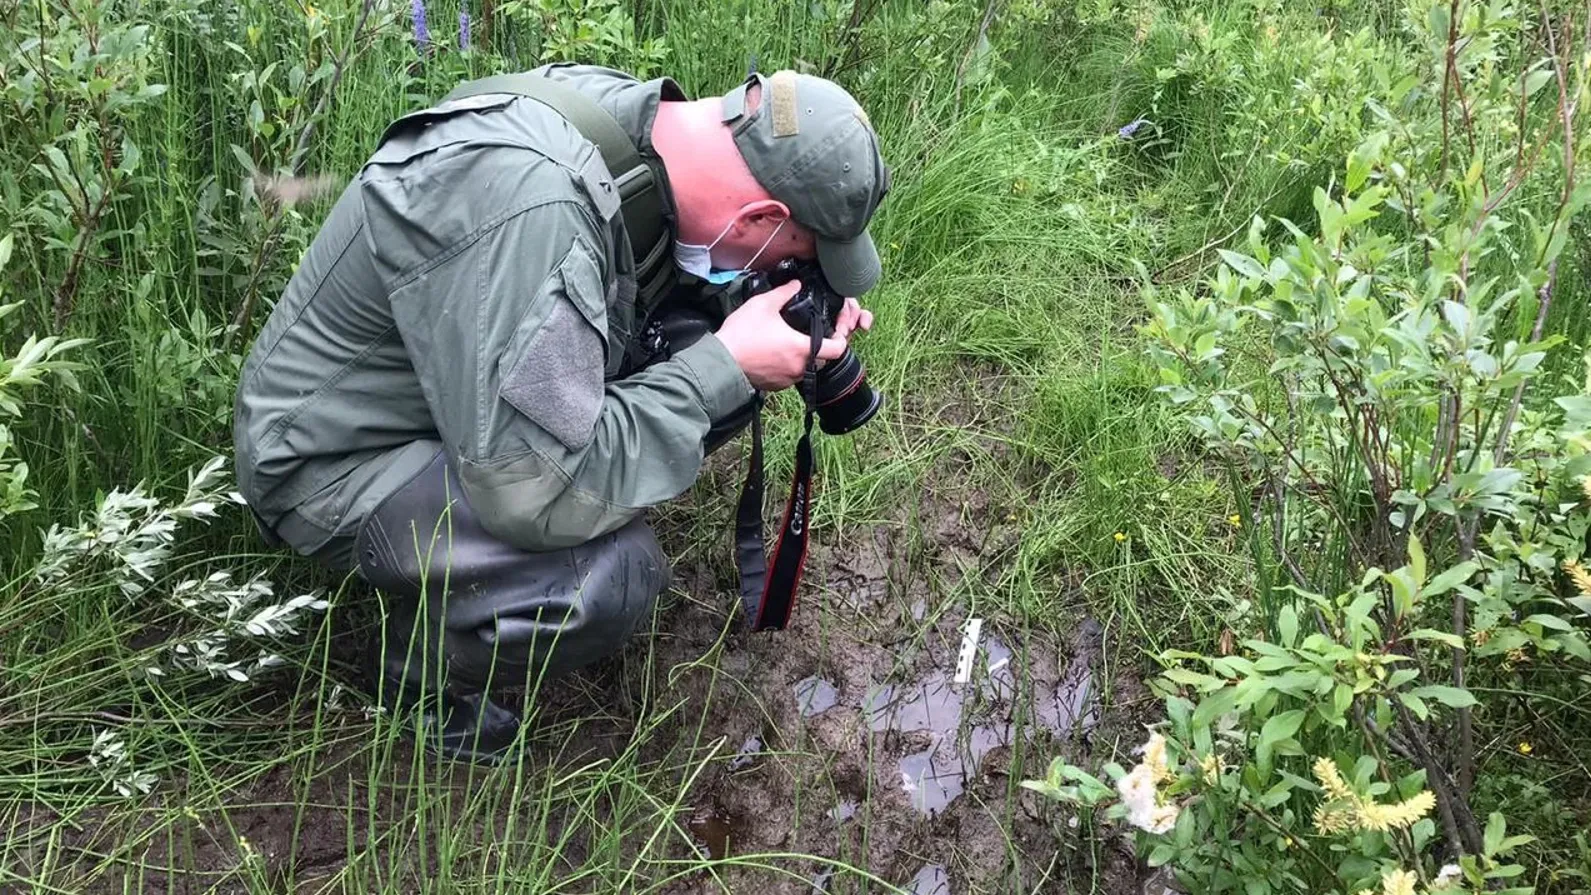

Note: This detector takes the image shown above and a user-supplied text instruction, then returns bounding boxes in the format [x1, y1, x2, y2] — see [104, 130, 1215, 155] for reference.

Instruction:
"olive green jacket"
[232, 64, 756, 567]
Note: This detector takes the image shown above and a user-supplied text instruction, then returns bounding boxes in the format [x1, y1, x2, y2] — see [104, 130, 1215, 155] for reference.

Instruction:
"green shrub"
[1024, 0, 1591, 890]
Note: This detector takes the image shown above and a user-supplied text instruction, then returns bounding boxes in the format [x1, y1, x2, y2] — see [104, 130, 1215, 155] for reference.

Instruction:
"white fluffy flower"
[1433, 864, 1463, 888]
[1117, 762, 1178, 833]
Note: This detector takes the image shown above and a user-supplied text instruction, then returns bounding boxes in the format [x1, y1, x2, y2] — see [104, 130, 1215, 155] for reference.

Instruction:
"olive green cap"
[720, 70, 890, 296]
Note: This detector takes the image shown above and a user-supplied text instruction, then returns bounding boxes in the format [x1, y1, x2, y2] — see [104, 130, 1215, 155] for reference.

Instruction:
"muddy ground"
[8, 408, 1170, 895]
[625, 441, 1163, 895]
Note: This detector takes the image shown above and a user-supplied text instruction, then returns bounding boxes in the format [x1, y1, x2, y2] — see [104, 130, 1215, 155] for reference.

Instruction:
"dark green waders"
[354, 448, 670, 763]
[352, 314, 754, 764]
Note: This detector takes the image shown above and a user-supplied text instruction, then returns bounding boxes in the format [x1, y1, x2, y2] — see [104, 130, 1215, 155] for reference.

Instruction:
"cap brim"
[816, 231, 881, 297]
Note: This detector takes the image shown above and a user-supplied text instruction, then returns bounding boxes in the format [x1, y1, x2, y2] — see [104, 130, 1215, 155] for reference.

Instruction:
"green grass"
[3, 0, 1589, 892]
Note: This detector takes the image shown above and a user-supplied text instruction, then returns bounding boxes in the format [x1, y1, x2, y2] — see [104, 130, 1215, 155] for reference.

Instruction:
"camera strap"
[733, 326, 823, 631]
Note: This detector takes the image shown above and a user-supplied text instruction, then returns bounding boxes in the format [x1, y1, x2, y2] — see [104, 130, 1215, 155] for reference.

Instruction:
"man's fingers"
[816, 336, 849, 361]
[835, 298, 860, 333]
[832, 298, 873, 340]
[751, 280, 801, 309]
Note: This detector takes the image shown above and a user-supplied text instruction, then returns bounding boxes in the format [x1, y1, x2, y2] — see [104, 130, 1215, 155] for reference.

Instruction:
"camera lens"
[810, 350, 884, 435]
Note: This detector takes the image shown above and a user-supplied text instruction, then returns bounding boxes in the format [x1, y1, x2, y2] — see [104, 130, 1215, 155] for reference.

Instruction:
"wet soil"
[7, 401, 1165, 894]
[634, 520, 1155, 895]
[605, 400, 1162, 893]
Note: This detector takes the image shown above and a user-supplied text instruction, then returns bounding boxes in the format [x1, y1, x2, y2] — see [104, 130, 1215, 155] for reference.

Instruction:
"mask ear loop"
[691, 214, 739, 254]
[742, 217, 786, 270]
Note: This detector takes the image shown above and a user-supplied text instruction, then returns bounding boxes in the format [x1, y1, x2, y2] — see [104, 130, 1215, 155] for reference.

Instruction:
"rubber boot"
[354, 449, 671, 764]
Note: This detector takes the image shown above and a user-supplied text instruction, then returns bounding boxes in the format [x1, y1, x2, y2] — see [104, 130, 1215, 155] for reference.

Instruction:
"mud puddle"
[649, 534, 1144, 894]
[861, 618, 1103, 818]
[637, 422, 1159, 895]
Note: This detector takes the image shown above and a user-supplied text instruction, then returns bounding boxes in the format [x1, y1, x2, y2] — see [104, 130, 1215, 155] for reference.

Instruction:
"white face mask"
[674, 212, 786, 284]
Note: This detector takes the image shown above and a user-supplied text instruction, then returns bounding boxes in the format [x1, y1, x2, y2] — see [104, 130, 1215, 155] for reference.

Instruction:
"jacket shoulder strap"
[440, 73, 670, 300]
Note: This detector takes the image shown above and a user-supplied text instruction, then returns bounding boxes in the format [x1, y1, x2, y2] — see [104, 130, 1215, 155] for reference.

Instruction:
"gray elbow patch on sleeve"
[500, 294, 605, 451]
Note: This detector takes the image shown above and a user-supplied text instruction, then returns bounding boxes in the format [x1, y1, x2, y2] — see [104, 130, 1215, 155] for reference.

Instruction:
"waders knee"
[353, 448, 671, 763]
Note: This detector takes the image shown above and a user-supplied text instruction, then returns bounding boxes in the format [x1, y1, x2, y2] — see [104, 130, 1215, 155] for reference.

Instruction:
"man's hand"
[716, 281, 861, 392]
[832, 296, 874, 341]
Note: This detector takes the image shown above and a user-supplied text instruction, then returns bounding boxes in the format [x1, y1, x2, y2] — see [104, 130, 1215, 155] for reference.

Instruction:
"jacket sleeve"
[363, 144, 755, 552]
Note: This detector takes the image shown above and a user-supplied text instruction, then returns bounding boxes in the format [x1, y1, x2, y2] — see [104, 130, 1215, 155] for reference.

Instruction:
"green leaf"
[1332, 681, 1354, 718]
[1277, 604, 1299, 647]
[118, 135, 141, 175]
[1555, 395, 1591, 428]
[1163, 667, 1224, 690]
[1422, 561, 1479, 597]
[1406, 628, 1466, 649]
[1498, 833, 1537, 854]
[0, 233, 11, 272]
[1522, 68, 1553, 98]
[1342, 186, 1384, 226]
[1409, 685, 1478, 708]
[1400, 692, 1429, 720]
[1258, 777, 1296, 808]
[1442, 300, 1471, 339]
[1192, 685, 1239, 730]
[1388, 568, 1417, 619]
[1256, 708, 1305, 775]
[1524, 613, 1573, 631]
[229, 144, 256, 175]
[1346, 148, 1370, 193]
[1485, 812, 1506, 856]
[1408, 533, 1426, 588]
[1559, 634, 1590, 661]
[1246, 640, 1293, 659]
[1218, 249, 1267, 280]
[1261, 708, 1305, 745]
[1428, 0, 1451, 39]
[43, 145, 70, 179]
[1210, 656, 1255, 677]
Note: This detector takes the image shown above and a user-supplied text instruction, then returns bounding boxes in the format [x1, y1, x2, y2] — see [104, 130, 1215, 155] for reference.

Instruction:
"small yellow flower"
[1311, 757, 1435, 835]
[1199, 752, 1224, 785]
[1580, 474, 1591, 502]
[1313, 757, 1356, 802]
[1518, 741, 1533, 755]
[1564, 558, 1591, 597]
[1228, 513, 1242, 527]
[1141, 732, 1174, 783]
[1357, 791, 1436, 832]
[1114, 531, 1127, 543]
[1314, 803, 1355, 835]
[1381, 869, 1418, 895]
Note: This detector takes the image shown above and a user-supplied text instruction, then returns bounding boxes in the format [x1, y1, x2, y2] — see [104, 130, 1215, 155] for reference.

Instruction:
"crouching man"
[231, 62, 889, 763]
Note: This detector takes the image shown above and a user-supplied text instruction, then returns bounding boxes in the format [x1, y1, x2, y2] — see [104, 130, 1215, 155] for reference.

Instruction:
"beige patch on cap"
[771, 71, 799, 137]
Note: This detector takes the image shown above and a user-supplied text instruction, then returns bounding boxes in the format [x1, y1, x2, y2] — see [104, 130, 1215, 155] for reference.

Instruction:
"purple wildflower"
[411, 0, 428, 48]
[459, 9, 470, 50]
[1118, 118, 1147, 139]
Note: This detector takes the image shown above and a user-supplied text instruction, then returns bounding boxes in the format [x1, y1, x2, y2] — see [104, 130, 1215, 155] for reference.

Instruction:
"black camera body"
[742, 259, 883, 435]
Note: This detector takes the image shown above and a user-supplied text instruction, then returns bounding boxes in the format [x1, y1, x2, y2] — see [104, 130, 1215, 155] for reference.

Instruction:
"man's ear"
[734, 199, 789, 234]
